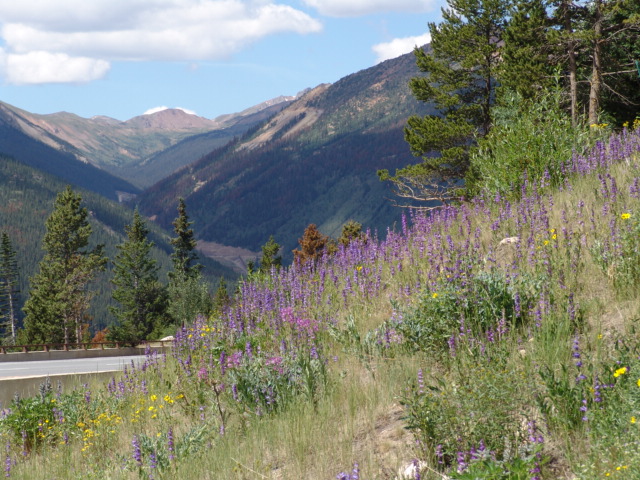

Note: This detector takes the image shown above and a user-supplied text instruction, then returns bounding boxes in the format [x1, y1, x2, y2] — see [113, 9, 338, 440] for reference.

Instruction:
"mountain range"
[0, 47, 432, 268]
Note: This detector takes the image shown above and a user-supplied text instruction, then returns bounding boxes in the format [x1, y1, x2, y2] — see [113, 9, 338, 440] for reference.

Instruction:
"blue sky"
[0, 0, 445, 121]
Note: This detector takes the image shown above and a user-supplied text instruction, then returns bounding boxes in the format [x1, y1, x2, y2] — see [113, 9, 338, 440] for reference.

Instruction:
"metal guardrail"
[0, 340, 173, 355]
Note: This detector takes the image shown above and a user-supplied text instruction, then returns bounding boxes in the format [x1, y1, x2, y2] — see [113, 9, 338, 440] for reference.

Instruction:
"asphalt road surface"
[0, 355, 146, 380]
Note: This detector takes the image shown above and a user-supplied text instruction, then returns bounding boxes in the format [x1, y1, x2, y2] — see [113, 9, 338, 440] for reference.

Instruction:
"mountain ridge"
[137, 47, 435, 262]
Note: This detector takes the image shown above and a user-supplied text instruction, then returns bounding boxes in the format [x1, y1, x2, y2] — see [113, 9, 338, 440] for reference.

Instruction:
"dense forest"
[0, 155, 236, 342]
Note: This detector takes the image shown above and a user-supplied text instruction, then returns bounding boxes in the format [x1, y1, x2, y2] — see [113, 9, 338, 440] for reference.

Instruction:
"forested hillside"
[138, 48, 436, 259]
[0, 109, 140, 202]
[0, 156, 236, 335]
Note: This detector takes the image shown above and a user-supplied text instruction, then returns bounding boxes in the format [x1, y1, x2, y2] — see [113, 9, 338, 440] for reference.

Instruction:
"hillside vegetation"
[0, 156, 236, 334]
[2, 126, 640, 478]
[138, 49, 434, 259]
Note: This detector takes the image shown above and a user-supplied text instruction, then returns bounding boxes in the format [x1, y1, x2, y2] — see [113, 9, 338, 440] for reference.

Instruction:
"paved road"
[0, 355, 146, 379]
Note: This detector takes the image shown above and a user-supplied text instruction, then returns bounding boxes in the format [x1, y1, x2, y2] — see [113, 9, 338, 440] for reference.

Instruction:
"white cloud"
[372, 33, 431, 63]
[302, 0, 438, 17]
[143, 106, 198, 115]
[2, 51, 110, 84]
[0, 0, 322, 84]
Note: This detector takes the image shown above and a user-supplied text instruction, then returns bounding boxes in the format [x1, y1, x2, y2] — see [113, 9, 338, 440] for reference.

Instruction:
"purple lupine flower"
[448, 335, 456, 357]
[232, 384, 238, 401]
[457, 451, 467, 473]
[580, 398, 588, 421]
[412, 459, 421, 480]
[149, 450, 158, 470]
[351, 462, 360, 480]
[435, 444, 444, 464]
[166, 427, 175, 462]
[5, 441, 10, 478]
[132, 435, 142, 466]
[417, 369, 425, 395]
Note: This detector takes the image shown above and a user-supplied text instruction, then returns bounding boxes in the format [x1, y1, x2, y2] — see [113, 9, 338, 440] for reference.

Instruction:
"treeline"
[0, 156, 237, 344]
[0, 185, 227, 345]
[0, 177, 367, 346]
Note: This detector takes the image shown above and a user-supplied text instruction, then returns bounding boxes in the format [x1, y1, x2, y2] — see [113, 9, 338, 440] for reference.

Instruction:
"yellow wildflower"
[432, 293, 438, 299]
[614, 366, 628, 377]
[621, 213, 631, 220]
[631, 417, 636, 424]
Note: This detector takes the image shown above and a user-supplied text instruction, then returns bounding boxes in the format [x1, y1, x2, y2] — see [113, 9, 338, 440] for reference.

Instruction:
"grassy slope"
[3, 128, 640, 479]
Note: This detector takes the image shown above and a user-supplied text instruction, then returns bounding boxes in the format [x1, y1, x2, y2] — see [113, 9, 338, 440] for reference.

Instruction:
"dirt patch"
[353, 403, 415, 479]
[197, 240, 259, 274]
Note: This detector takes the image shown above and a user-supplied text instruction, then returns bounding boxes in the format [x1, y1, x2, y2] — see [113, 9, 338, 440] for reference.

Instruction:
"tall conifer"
[169, 198, 200, 279]
[22, 186, 107, 344]
[110, 209, 168, 342]
[167, 198, 209, 325]
[379, 0, 512, 206]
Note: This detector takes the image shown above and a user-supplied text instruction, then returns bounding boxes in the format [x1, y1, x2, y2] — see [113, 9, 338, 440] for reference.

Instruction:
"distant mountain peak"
[126, 108, 216, 130]
[142, 106, 198, 116]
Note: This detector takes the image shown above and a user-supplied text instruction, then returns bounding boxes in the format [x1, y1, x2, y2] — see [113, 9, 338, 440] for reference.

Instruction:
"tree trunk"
[8, 291, 16, 344]
[588, 0, 603, 125]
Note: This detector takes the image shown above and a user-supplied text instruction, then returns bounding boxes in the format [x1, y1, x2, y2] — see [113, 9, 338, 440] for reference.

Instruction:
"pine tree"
[109, 209, 168, 343]
[584, 0, 640, 125]
[0, 232, 20, 345]
[22, 186, 107, 344]
[379, 0, 512, 207]
[169, 198, 200, 280]
[167, 198, 209, 326]
[500, 0, 555, 100]
[259, 236, 282, 274]
[338, 220, 365, 247]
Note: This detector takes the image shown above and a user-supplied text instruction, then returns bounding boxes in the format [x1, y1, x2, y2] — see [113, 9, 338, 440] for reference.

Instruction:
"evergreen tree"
[169, 198, 200, 279]
[500, 0, 555, 100]
[338, 220, 365, 247]
[167, 198, 209, 326]
[379, 0, 512, 206]
[583, 0, 640, 125]
[167, 271, 212, 327]
[258, 236, 282, 274]
[22, 186, 107, 344]
[109, 209, 168, 343]
[0, 232, 20, 345]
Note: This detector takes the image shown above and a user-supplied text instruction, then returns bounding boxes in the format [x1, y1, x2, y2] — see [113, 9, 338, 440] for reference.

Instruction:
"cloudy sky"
[0, 0, 443, 120]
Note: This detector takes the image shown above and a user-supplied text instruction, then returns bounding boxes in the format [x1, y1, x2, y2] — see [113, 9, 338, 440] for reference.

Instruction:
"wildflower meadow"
[3, 126, 640, 478]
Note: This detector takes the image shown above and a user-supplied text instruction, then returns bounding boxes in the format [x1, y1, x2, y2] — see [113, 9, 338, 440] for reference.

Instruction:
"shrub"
[396, 272, 539, 354]
[465, 87, 589, 199]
